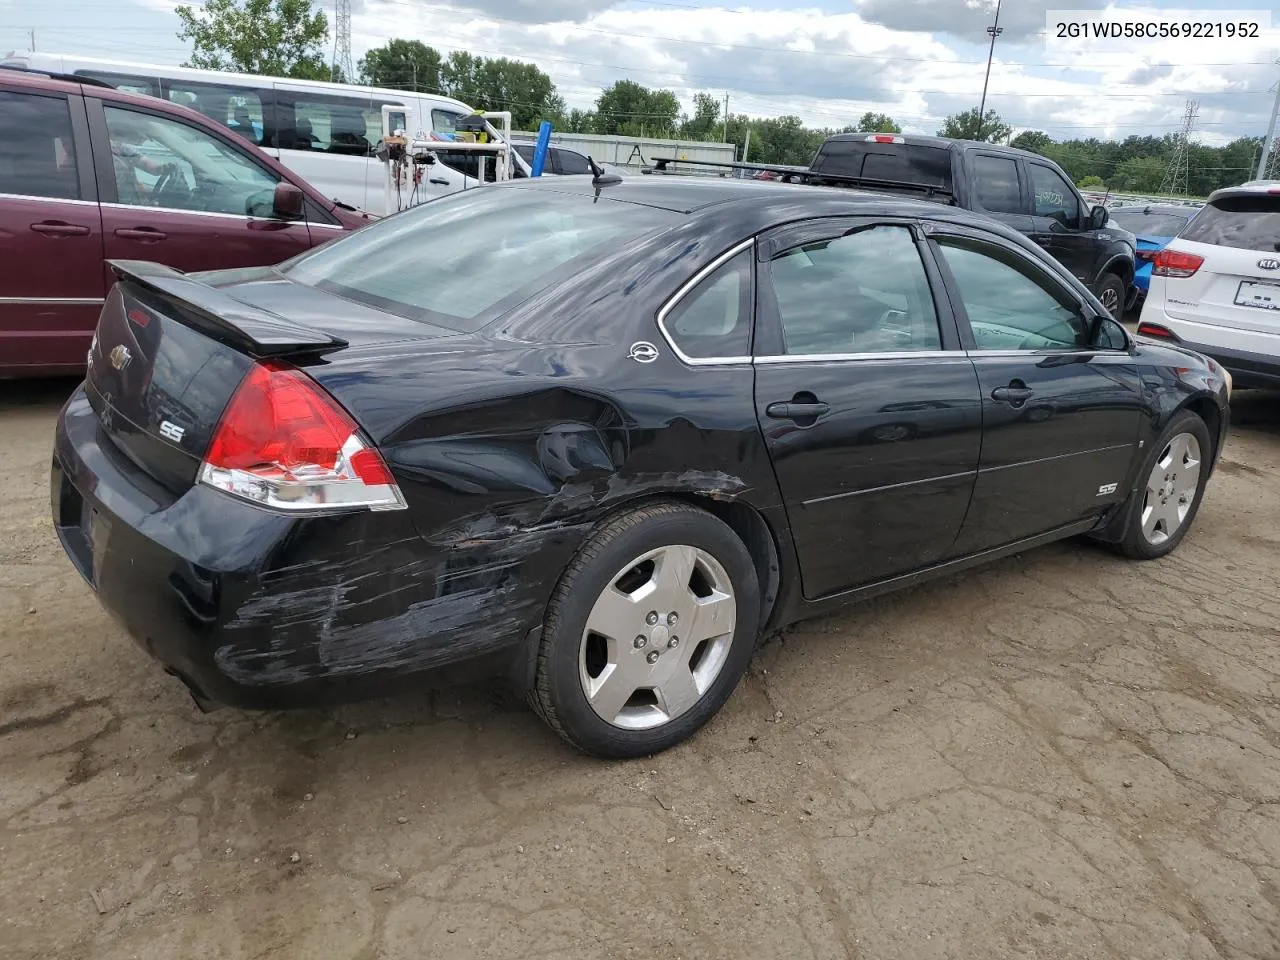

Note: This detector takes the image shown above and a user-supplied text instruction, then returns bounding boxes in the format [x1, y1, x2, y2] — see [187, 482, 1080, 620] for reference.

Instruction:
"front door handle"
[31, 220, 90, 237]
[991, 383, 1035, 405]
[114, 227, 168, 242]
[766, 401, 830, 420]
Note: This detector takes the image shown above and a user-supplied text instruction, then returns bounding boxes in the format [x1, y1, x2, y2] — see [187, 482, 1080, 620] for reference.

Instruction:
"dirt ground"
[3, 378, 1280, 960]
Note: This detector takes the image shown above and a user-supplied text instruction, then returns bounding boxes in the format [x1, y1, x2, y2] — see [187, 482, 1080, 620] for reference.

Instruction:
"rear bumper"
[51, 387, 540, 710]
[1136, 307, 1280, 389]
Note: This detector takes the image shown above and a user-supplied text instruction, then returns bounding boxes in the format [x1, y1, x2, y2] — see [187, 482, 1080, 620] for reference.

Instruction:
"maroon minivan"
[0, 67, 372, 377]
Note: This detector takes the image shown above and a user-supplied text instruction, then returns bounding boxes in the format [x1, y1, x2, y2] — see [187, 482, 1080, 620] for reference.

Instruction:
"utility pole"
[1256, 58, 1280, 180]
[1161, 99, 1199, 196]
[976, 0, 1003, 141]
[723, 92, 729, 143]
[29, 28, 35, 51]
[333, 0, 353, 83]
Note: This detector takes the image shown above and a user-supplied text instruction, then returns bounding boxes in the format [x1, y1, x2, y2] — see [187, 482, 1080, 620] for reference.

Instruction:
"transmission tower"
[333, 0, 353, 83]
[1160, 99, 1199, 197]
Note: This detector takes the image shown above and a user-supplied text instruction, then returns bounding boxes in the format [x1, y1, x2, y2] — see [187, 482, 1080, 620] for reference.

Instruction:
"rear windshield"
[1108, 208, 1194, 237]
[1179, 196, 1280, 251]
[280, 187, 679, 330]
[810, 141, 952, 188]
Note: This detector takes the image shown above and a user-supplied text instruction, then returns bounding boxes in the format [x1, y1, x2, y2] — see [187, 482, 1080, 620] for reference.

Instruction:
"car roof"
[1207, 182, 1280, 203]
[518, 174, 1020, 233]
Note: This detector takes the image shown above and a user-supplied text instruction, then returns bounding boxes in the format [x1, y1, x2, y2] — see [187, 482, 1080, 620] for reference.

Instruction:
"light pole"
[977, 0, 1003, 141]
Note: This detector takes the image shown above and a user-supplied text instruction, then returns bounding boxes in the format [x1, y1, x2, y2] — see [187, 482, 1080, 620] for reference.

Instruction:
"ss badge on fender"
[1097, 482, 1118, 496]
[159, 420, 186, 443]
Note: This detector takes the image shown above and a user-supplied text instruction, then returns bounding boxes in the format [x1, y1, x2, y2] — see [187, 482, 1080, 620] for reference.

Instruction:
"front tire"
[530, 501, 761, 758]
[1095, 272, 1127, 319]
[1111, 410, 1212, 560]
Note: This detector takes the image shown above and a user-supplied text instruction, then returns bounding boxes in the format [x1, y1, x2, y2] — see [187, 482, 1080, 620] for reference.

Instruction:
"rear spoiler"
[107, 260, 347, 359]
[648, 156, 956, 201]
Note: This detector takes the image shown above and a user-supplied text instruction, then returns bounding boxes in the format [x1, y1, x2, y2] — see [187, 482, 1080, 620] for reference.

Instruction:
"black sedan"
[51, 176, 1231, 758]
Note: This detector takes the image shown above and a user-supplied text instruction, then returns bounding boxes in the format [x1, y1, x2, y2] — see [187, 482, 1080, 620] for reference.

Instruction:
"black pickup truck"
[652, 134, 1138, 318]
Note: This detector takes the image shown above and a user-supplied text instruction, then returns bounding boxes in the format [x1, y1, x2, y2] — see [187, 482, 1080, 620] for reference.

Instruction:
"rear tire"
[1110, 410, 1212, 560]
[530, 501, 760, 758]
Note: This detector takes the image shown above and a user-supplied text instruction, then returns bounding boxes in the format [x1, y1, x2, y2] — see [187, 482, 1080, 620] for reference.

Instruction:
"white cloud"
[350, 0, 1280, 142]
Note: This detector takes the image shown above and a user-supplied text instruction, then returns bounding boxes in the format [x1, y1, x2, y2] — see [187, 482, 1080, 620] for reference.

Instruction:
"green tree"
[175, 0, 329, 79]
[938, 107, 1010, 143]
[1010, 129, 1053, 153]
[439, 52, 562, 129]
[359, 39, 441, 92]
[1077, 174, 1106, 189]
[1112, 155, 1166, 192]
[679, 92, 721, 141]
[857, 111, 901, 134]
[595, 80, 680, 137]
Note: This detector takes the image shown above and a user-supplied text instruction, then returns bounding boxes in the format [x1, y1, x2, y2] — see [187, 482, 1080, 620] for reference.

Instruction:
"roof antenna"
[588, 155, 622, 187]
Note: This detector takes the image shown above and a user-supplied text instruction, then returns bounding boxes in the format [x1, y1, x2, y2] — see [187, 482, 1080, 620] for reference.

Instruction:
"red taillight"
[1135, 249, 1155, 261]
[865, 134, 904, 144]
[1152, 248, 1204, 278]
[127, 308, 151, 327]
[1136, 321, 1179, 340]
[199, 361, 405, 512]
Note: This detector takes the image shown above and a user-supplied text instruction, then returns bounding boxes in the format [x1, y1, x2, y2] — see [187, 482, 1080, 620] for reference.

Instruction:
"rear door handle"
[114, 227, 167, 242]
[31, 221, 90, 237]
[765, 401, 830, 420]
[991, 385, 1035, 404]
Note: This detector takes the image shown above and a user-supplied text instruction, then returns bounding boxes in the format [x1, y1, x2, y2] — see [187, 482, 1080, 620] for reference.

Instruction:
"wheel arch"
[1099, 252, 1134, 286]
[1176, 392, 1224, 468]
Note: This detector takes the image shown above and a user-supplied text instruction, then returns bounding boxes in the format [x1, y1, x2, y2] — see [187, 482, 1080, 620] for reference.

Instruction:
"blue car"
[1107, 204, 1198, 295]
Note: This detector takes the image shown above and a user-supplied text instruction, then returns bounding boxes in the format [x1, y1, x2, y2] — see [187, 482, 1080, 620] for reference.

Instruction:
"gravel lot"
[3, 377, 1280, 960]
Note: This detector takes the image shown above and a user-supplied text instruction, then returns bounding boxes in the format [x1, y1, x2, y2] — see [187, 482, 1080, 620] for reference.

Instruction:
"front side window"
[76, 71, 162, 98]
[0, 91, 79, 200]
[281, 188, 679, 332]
[936, 236, 1090, 350]
[103, 105, 279, 217]
[663, 249, 752, 359]
[766, 225, 942, 356]
[973, 155, 1023, 215]
[1030, 163, 1081, 227]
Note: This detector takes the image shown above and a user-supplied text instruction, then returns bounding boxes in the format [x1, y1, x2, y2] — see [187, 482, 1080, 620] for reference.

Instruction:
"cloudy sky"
[3, 0, 1280, 144]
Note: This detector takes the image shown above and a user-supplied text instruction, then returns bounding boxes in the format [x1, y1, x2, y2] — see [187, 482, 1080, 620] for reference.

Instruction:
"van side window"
[166, 81, 268, 148]
[276, 92, 404, 157]
[75, 71, 162, 98]
[0, 91, 80, 200]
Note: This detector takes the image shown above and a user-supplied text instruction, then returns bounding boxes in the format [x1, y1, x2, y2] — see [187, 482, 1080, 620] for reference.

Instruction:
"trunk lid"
[85, 261, 453, 493]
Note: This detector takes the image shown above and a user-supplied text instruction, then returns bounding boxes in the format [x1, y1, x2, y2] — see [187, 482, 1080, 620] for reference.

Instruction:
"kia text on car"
[52, 177, 1230, 758]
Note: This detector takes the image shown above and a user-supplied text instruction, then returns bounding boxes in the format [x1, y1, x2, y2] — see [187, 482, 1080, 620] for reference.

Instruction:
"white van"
[2, 51, 488, 215]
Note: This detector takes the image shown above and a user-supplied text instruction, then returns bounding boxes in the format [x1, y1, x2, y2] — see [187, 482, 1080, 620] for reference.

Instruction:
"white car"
[1138, 183, 1280, 388]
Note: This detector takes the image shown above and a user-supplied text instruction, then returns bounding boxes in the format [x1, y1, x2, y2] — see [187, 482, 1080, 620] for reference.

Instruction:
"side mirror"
[273, 182, 305, 220]
[1088, 205, 1109, 230]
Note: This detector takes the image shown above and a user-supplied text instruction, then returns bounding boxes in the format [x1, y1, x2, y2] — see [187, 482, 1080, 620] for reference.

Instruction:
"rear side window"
[1179, 196, 1280, 251]
[281, 188, 680, 331]
[811, 141, 952, 189]
[663, 249, 752, 359]
[972, 155, 1023, 214]
[0, 91, 79, 200]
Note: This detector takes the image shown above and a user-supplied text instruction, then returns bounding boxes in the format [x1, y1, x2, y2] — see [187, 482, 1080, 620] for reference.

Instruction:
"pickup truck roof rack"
[647, 155, 956, 201]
